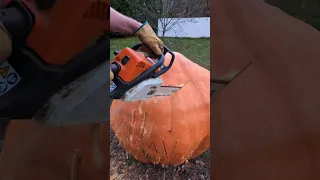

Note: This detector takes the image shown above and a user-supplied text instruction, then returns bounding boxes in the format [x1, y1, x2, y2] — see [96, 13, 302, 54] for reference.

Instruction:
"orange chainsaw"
[110, 43, 181, 104]
[0, 0, 109, 126]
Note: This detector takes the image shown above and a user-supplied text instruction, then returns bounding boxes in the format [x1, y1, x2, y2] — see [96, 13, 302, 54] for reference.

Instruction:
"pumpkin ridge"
[185, 139, 196, 160]
[131, 110, 136, 125]
[169, 140, 178, 161]
[163, 140, 169, 160]
[115, 119, 126, 136]
[140, 144, 149, 162]
[153, 142, 160, 163]
[138, 102, 158, 163]
[190, 135, 210, 159]
[167, 93, 181, 163]
[168, 88, 174, 140]
[138, 101, 143, 115]
[136, 112, 145, 161]
[139, 113, 146, 137]
[139, 113, 147, 155]
[144, 141, 155, 162]
[189, 136, 204, 159]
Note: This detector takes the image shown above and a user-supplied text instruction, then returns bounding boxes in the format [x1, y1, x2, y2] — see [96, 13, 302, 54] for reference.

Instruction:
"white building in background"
[157, 17, 210, 38]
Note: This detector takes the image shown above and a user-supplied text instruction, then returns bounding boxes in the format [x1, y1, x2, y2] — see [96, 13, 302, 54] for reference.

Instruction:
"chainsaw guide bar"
[122, 78, 182, 102]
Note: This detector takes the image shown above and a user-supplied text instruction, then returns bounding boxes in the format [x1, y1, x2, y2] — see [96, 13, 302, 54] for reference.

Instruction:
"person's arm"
[110, 7, 164, 57]
[110, 7, 142, 34]
[109, 7, 164, 82]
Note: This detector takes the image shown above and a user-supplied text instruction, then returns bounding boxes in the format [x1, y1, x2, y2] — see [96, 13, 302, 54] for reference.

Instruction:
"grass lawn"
[110, 37, 210, 70]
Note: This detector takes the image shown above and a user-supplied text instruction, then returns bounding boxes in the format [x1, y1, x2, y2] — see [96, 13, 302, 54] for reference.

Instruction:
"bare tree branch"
[135, 0, 205, 37]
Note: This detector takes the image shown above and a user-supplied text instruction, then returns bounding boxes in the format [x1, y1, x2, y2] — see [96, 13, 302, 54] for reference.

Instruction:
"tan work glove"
[134, 22, 164, 58]
[0, 22, 12, 62]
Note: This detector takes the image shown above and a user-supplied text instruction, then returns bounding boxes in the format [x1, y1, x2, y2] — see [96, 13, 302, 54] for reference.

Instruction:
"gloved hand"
[0, 22, 11, 62]
[134, 22, 164, 58]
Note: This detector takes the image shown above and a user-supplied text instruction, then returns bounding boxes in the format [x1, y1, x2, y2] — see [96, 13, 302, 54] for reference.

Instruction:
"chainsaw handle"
[131, 43, 175, 78]
[131, 43, 146, 51]
[152, 45, 175, 78]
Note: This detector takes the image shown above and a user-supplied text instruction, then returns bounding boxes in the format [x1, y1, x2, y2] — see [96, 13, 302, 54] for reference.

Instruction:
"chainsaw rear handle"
[0, 1, 33, 45]
[131, 43, 175, 78]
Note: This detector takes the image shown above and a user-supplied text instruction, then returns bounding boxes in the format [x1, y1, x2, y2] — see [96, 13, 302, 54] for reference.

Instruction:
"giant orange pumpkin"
[110, 52, 210, 165]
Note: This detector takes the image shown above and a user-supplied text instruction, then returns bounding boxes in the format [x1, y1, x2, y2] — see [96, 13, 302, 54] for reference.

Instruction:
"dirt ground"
[110, 129, 210, 180]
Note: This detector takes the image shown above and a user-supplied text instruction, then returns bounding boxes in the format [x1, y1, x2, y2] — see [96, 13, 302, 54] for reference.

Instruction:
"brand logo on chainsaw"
[136, 62, 145, 68]
[0, 66, 9, 78]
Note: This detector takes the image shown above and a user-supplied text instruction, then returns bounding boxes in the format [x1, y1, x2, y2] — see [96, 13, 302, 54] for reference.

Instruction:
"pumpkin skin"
[110, 52, 210, 165]
[0, 120, 110, 180]
[211, 0, 320, 179]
